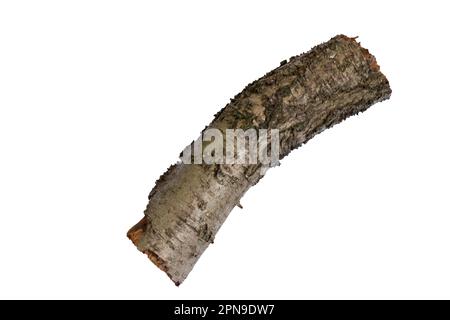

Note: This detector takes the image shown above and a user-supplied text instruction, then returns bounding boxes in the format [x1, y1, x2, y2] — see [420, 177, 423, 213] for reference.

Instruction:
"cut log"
[127, 35, 392, 285]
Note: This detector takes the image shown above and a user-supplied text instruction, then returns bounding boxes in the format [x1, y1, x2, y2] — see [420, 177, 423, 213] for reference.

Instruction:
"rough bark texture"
[127, 35, 392, 285]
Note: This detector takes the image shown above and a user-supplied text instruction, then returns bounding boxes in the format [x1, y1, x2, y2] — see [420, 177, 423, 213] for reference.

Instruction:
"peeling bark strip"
[127, 35, 392, 285]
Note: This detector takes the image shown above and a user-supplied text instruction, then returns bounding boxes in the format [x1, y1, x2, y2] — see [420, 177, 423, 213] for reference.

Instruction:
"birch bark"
[127, 35, 391, 285]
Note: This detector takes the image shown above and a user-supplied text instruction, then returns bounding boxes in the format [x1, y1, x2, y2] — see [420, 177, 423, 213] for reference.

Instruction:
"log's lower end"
[127, 217, 181, 286]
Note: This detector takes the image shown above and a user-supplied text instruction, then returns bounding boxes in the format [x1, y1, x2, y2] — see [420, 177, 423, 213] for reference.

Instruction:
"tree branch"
[127, 35, 391, 285]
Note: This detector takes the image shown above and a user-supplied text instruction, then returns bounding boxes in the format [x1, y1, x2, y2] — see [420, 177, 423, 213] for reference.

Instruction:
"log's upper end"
[333, 35, 381, 72]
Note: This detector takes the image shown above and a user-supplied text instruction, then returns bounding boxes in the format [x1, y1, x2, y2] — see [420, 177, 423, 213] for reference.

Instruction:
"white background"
[1, 1, 449, 299]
